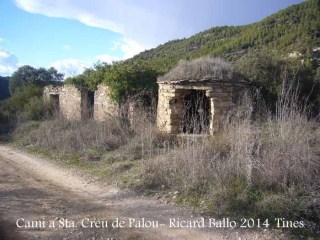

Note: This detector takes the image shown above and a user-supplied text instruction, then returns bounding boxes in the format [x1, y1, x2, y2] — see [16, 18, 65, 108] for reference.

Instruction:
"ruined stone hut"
[43, 84, 119, 121]
[93, 84, 119, 121]
[43, 85, 94, 120]
[157, 58, 249, 135]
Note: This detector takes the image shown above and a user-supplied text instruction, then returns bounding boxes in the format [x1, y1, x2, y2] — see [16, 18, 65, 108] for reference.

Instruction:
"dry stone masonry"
[157, 58, 249, 135]
[43, 85, 92, 120]
[44, 58, 249, 135]
[94, 85, 119, 121]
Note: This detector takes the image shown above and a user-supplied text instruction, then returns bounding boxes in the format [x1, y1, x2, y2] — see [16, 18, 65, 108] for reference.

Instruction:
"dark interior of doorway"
[88, 91, 94, 118]
[182, 90, 210, 134]
[49, 94, 60, 112]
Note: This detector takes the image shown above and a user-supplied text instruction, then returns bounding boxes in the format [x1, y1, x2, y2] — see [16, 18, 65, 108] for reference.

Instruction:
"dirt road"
[0, 145, 286, 240]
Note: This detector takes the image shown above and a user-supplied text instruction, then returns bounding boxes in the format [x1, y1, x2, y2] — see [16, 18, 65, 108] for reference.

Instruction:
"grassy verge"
[12, 122, 132, 188]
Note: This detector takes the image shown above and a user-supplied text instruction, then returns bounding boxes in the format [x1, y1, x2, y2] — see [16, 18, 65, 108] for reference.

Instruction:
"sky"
[0, 0, 304, 78]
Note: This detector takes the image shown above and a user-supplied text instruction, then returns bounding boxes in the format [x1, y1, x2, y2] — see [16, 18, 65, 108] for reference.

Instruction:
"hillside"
[0, 76, 10, 100]
[129, 0, 320, 73]
[65, 0, 320, 110]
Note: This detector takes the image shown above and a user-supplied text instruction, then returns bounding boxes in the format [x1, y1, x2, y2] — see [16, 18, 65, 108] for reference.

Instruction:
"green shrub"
[7, 83, 52, 121]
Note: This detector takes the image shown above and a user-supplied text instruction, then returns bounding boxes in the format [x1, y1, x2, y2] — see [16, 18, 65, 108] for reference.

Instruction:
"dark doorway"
[182, 90, 210, 134]
[88, 91, 94, 118]
[49, 94, 60, 112]
[140, 95, 152, 108]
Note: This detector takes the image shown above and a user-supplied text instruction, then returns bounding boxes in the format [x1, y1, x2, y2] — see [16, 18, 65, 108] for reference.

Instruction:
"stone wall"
[44, 79, 247, 134]
[43, 85, 91, 120]
[43, 85, 62, 100]
[94, 85, 119, 121]
[157, 80, 247, 134]
[157, 85, 187, 134]
[58, 85, 90, 120]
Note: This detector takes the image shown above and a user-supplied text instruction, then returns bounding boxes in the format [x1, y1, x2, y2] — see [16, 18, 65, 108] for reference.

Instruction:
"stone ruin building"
[93, 85, 119, 121]
[156, 58, 249, 135]
[43, 84, 119, 121]
[44, 84, 153, 123]
[43, 85, 94, 120]
[44, 58, 249, 135]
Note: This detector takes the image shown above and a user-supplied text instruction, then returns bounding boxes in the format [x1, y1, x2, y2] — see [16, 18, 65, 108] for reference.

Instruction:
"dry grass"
[14, 117, 131, 155]
[158, 57, 234, 82]
[143, 89, 318, 189]
[13, 101, 175, 162]
[141, 87, 319, 234]
[13, 85, 320, 235]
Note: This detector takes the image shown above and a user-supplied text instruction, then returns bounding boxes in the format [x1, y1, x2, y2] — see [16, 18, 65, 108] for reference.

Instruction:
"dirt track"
[0, 145, 288, 240]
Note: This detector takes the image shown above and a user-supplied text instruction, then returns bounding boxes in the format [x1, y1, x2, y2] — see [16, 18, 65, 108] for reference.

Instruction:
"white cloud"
[0, 50, 18, 76]
[50, 39, 144, 78]
[62, 45, 71, 51]
[14, 0, 148, 59]
[118, 38, 145, 59]
[75, 12, 123, 33]
[49, 53, 121, 78]
[14, 0, 124, 33]
[94, 38, 144, 64]
[108, 38, 144, 59]
[0, 51, 10, 58]
[0, 65, 16, 76]
[95, 54, 120, 64]
[49, 58, 90, 78]
[13, 0, 217, 52]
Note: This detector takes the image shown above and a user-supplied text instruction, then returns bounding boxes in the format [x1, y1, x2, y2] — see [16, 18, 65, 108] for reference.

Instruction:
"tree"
[103, 61, 159, 104]
[10, 66, 37, 94]
[9, 65, 63, 94]
[234, 49, 283, 107]
[65, 62, 109, 91]
[234, 48, 318, 110]
[0, 76, 10, 100]
[66, 61, 160, 104]
[7, 83, 50, 121]
[8, 84, 42, 113]
[316, 66, 320, 79]
[37, 67, 64, 83]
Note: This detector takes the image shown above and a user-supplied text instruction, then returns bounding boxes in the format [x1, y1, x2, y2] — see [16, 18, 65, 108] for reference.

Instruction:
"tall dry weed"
[14, 116, 131, 154]
[142, 83, 318, 214]
[259, 82, 317, 189]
